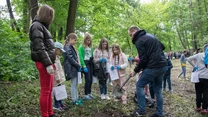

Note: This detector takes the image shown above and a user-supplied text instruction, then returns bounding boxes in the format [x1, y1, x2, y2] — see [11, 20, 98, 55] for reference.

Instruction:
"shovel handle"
[120, 75, 132, 90]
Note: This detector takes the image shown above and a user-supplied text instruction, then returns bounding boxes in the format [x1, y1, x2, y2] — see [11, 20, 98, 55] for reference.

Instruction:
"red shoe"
[195, 107, 201, 112]
[201, 109, 208, 114]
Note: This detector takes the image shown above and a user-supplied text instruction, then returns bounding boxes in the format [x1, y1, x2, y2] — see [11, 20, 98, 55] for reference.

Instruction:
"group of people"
[29, 4, 208, 117]
[29, 4, 130, 117]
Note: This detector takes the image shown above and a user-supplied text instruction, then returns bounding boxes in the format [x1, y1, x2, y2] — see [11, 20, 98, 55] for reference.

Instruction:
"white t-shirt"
[84, 47, 92, 60]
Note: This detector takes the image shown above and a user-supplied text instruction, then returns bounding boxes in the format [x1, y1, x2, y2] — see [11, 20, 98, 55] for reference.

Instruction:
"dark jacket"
[63, 44, 81, 80]
[164, 58, 173, 75]
[29, 19, 55, 67]
[94, 61, 107, 80]
[132, 30, 166, 73]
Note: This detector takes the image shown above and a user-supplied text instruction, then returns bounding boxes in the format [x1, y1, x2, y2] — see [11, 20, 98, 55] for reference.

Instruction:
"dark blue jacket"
[132, 30, 166, 73]
[63, 44, 81, 80]
[164, 58, 173, 75]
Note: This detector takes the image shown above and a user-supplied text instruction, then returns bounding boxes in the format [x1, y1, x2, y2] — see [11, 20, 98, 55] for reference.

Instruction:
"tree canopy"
[1, 0, 208, 81]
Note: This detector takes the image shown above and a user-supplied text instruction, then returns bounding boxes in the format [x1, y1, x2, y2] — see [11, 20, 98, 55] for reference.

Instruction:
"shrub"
[0, 20, 38, 81]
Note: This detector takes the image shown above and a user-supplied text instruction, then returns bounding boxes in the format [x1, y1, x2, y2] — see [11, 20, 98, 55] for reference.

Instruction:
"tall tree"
[66, 0, 78, 35]
[29, 0, 38, 21]
[23, 0, 30, 33]
[6, 0, 20, 32]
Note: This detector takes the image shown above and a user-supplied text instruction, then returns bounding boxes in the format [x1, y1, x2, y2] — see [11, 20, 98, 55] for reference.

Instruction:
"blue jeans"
[71, 77, 78, 101]
[163, 74, 172, 91]
[99, 80, 107, 95]
[178, 66, 186, 77]
[136, 67, 166, 116]
[84, 62, 93, 95]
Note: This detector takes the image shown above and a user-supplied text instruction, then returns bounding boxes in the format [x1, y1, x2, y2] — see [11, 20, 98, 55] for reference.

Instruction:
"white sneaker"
[109, 82, 113, 86]
[101, 94, 105, 100]
[105, 95, 110, 100]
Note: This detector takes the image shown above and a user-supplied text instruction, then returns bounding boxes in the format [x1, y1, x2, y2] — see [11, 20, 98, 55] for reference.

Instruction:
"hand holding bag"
[53, 85, 67, 100]
[191, 71, 199, 83]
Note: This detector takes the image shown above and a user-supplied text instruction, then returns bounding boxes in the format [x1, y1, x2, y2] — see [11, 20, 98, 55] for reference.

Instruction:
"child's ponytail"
[64, 33, 78, 46]
[64, 36, 69, 46]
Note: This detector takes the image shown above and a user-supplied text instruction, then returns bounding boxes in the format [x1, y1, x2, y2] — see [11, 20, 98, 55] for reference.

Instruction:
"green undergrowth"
[0, 80, 206, 117]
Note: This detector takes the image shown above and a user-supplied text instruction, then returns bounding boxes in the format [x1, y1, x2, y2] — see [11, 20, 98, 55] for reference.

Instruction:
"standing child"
[93, 38, 111, 100]
[78, 33, 94, 100]
[63, 33, 82, 104]
[110, 44, 128, 104]
[178, 50, 187, 80]
[29, 5, 56, 117]
[163, 53, 173, 92]
[53, 42, 67, 111]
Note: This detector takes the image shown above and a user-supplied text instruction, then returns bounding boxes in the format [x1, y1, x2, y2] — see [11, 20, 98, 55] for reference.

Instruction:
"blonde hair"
[82, 32, 92, 48]
[37, 5, 54, 24]
[111, 43, 122, 58]
[65, 33, 78, 45]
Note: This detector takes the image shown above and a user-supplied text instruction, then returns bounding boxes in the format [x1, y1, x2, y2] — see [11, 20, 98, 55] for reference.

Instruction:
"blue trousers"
[163, 74, 172, 91]
[136, 67, 166, 116]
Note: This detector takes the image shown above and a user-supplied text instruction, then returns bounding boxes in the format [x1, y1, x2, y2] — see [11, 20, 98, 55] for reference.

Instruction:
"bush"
[0, 20, 38, 81]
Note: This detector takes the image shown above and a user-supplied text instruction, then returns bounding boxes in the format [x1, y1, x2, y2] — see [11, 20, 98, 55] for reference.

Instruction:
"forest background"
[0, 0, 208, 81]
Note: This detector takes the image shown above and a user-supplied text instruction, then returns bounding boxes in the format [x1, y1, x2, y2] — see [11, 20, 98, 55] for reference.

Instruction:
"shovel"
[112, 75, 132, 98]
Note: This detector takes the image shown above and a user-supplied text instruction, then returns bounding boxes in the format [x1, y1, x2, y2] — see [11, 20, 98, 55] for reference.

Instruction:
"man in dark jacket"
[128, 26, 166, 117]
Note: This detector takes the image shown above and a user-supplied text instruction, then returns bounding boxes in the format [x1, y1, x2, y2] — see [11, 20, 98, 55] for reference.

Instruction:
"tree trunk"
[23, 0, 30, 33]
[175, 22, 186, 49]
[189, 0, 198, 51]
[58, 27, 63, 40]
[197, 0, 203, 42]
[29, 0, 38, 21]
[6, 0, 20, 32]
[203, 0, 208, 33]
[66, 0, 78, 36]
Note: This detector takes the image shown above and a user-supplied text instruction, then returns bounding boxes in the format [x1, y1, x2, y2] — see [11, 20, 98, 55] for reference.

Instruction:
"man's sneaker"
[150, 113, 164, 117]
[84, 95, 92, 100]
[105, 95, 110, 100]
[88, 94, 94, 99]
[53, 106, 63, 111]
[195, 107, 201, 112]
[101, 94, 105, 100]
[130, 109, 146, 117]
[201, 109, 208, 114]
